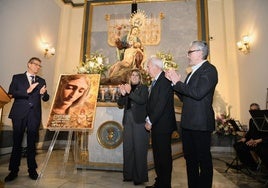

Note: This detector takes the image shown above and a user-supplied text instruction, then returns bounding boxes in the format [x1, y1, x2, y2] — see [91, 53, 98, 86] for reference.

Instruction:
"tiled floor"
[0, 150, 267, 188]
[212, 152, 267, 188]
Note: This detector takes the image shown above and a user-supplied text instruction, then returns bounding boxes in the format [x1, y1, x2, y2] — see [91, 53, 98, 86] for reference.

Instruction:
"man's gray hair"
[190, 41, 209, 60]
[148, 56, 164, 69]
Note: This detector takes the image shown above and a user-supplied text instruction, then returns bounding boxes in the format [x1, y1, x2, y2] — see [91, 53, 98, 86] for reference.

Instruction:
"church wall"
[233, 0, 268, 124]
[207, 0, 242, 123]
[207, 0, 268, 125]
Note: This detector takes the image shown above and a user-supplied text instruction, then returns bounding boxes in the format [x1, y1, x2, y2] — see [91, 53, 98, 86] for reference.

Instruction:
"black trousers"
[9, 109, 39, 173]
[151, 132, 172, 188]
[182, 128, 213, 188]
[255, 143, 268, 169]
[233, 141, 258, 170]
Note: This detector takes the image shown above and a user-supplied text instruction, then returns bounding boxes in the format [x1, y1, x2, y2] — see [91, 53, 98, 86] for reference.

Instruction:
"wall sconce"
[237, 35, 250, 54]
[42, 42, 55, 58]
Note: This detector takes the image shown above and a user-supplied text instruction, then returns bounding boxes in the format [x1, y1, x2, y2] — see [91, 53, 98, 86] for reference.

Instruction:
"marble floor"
[0, 150, 267, 188]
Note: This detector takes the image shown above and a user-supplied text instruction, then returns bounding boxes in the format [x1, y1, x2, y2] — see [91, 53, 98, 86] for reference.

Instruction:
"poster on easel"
[46, 74, 100, 131]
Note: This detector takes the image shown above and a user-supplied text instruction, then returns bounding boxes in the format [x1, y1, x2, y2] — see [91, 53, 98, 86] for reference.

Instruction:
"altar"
[74, 103, 183, 171]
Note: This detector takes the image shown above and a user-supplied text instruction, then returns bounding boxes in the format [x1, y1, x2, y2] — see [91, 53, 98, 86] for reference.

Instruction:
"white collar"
[154, 71, 162, 81]
[191, 60, 206, 72]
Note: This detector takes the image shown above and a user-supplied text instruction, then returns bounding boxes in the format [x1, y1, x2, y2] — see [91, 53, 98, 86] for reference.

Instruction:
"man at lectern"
[5, 57, 49, 182]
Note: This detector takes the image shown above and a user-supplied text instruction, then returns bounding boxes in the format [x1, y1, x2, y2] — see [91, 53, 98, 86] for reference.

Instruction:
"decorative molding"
[62, 0, 85, 7]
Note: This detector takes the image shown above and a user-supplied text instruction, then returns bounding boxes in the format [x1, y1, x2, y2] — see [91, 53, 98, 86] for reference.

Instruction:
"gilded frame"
[80, 0, 209, 62]
[80, 0, 208, 107]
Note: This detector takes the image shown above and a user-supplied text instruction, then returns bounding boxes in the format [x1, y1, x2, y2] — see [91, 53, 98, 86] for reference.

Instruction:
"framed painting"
[46, 74, 100, 130]
[80, 0, 208, 84]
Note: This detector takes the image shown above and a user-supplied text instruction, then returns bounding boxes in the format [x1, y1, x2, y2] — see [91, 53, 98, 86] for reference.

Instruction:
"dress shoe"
[145, 185, 156, 188]
[227, 163, 244, 170]
[28, 170, 38, 180]
[123, 179, 132, 182]
[134, 181, 142, 185]
[4, 172, 18, 182]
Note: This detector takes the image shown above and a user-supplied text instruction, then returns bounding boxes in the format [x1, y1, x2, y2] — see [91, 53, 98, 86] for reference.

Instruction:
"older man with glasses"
[166, 41, 218, 188]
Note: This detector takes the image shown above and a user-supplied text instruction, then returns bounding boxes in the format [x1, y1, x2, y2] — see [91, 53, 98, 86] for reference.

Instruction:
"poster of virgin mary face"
[46, 74, 100, 130]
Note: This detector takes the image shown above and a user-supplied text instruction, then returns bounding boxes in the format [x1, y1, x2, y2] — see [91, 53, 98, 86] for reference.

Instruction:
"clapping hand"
[119, 84, 131, 96]
[119, 84, 127, 96]
[124, 84, 131, 94]
[165, 69, 181, 85]
[27, 82, 39, 93]
[40, 85, 47, 95]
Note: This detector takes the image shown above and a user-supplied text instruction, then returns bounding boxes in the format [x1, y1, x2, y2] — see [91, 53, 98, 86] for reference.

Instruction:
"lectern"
[0, 85, 10, 188]
[0, 85, 11, 126]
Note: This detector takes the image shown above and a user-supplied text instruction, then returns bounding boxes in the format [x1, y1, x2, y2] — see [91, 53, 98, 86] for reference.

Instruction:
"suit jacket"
[147, 71, 177, 134]
[8, 72, 49, 121]
[173, 61, 218, 131]
[117, 84, 148, 124]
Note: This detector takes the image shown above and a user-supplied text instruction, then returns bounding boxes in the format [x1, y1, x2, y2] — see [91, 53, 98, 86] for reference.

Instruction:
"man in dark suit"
[145, 56, 177, 188]
[166, 41, 218, 188]
[5, 57, 49, 182]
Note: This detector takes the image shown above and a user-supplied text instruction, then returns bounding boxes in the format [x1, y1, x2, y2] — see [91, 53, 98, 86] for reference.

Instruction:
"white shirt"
[186, 60, 206, 84]
[26, 72, 35, 84]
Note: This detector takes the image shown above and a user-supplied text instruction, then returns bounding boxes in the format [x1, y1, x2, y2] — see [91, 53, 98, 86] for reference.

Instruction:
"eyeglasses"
[31, 62, 42, 68]
[187, 49, 200, 55]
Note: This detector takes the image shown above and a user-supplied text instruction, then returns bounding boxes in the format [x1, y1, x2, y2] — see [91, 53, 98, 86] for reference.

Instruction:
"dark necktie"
[151, 79, 156, 87]
[30, 75, 35, 84]
[149, 79, 156, 95]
